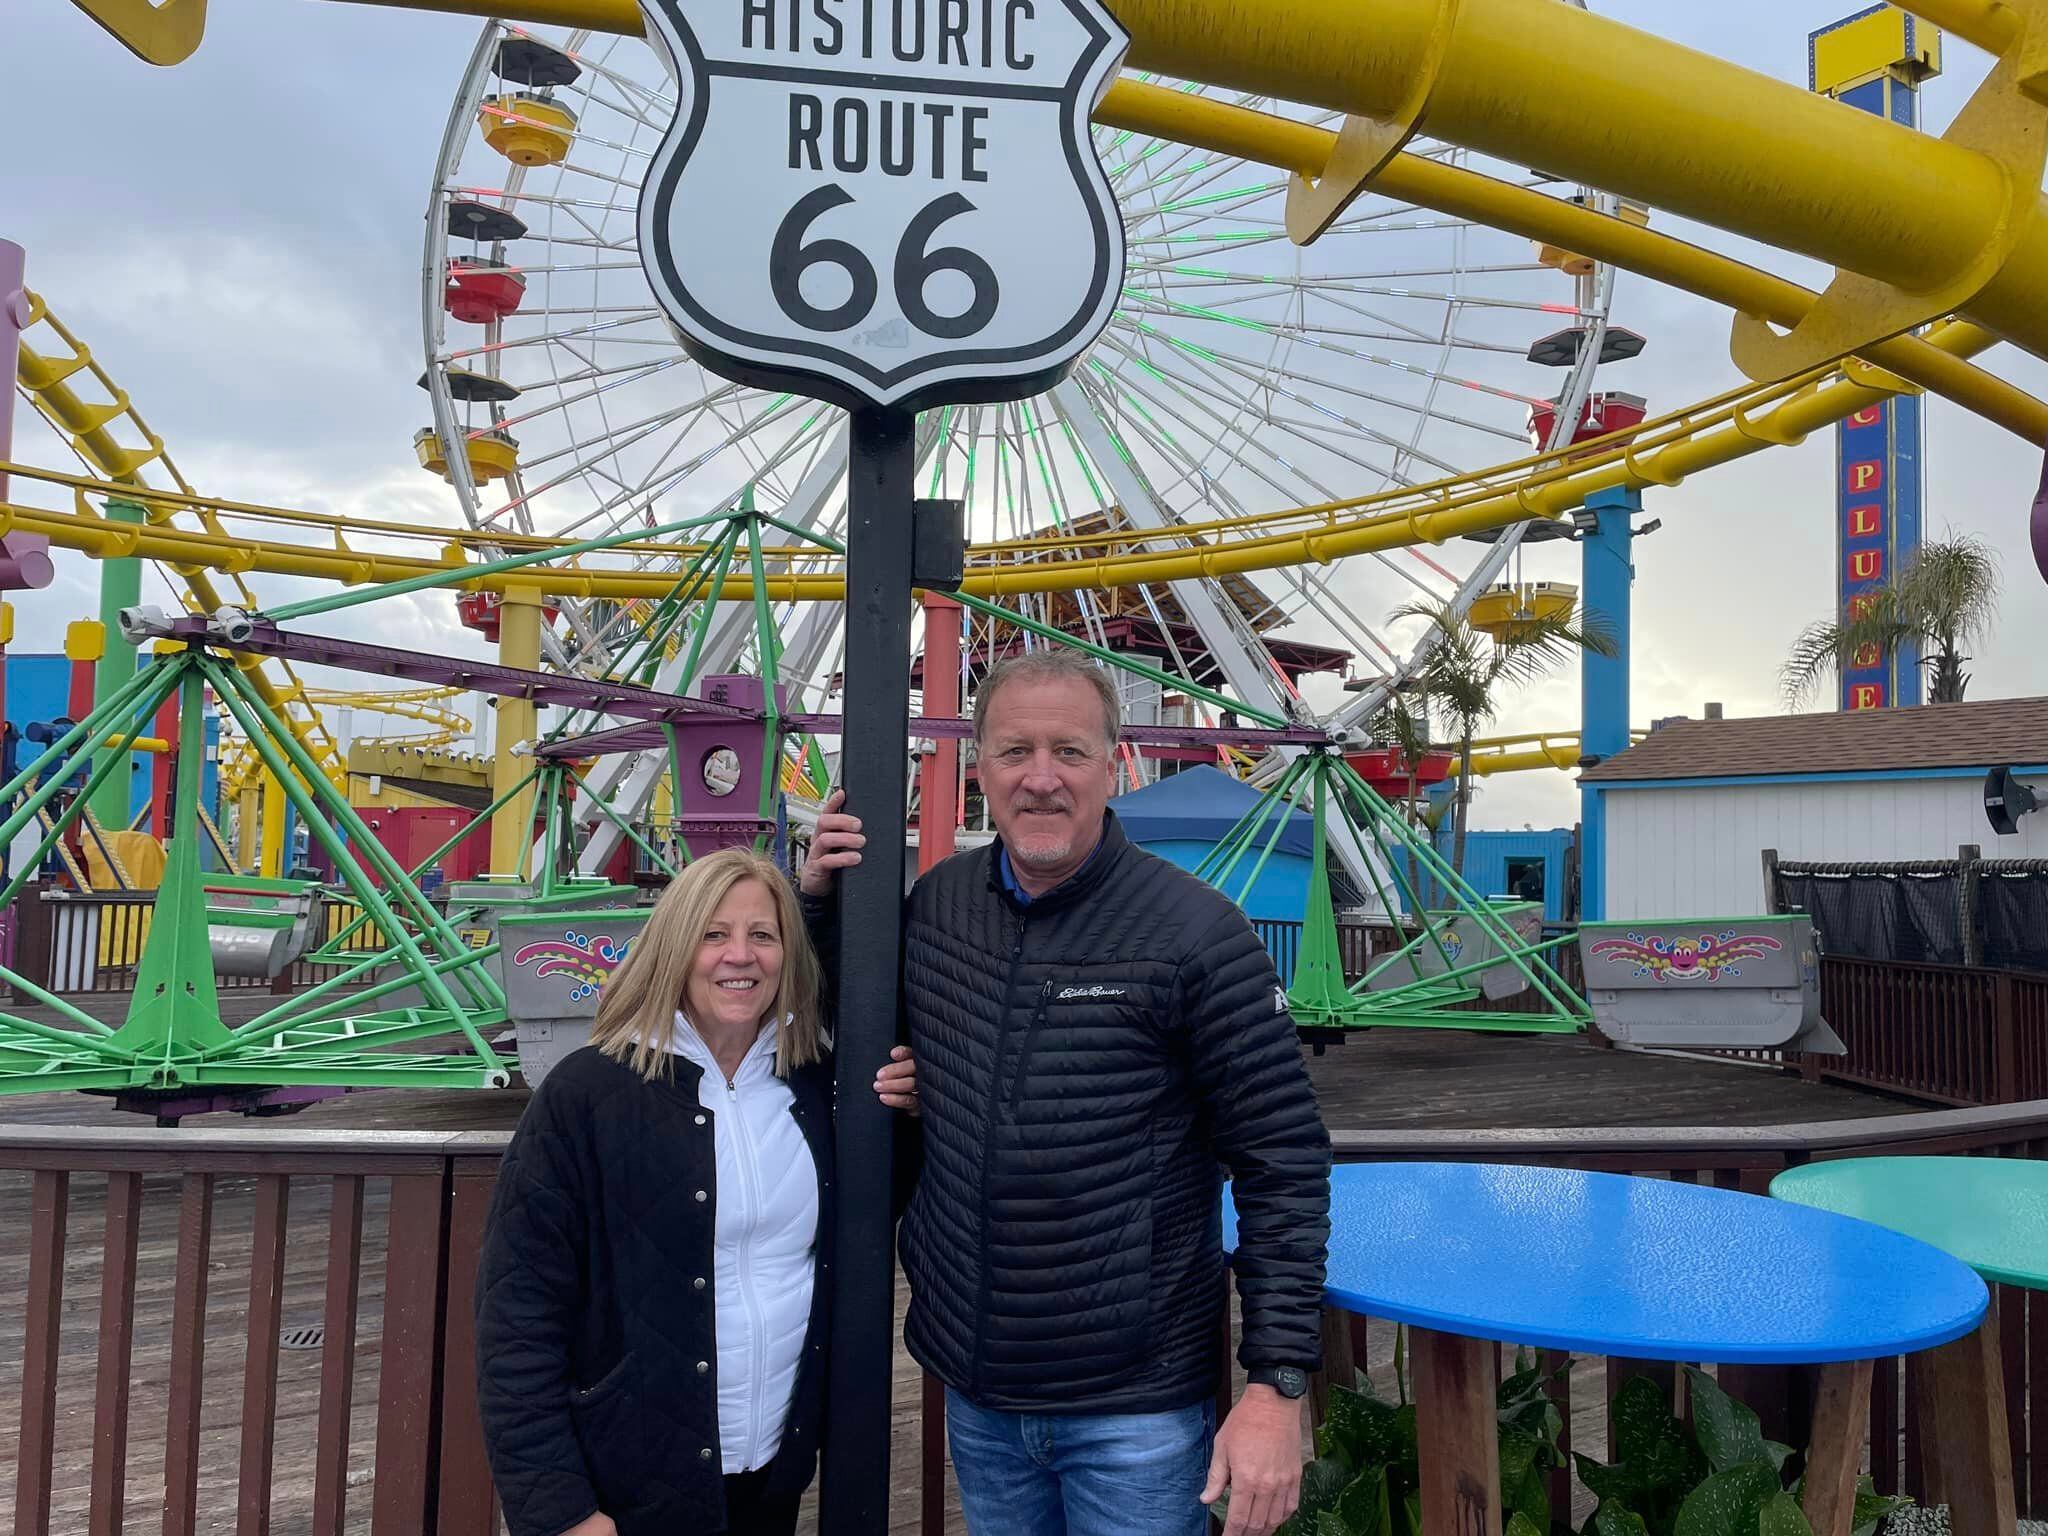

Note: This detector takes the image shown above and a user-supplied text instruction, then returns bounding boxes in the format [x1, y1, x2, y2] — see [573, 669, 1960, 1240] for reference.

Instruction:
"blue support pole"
[1577, 484, 1639, 922]
[1811, 14, 1932, 710]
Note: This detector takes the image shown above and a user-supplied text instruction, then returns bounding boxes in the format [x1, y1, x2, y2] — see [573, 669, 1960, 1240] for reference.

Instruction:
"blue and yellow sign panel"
[1812, 6, 1935, 711]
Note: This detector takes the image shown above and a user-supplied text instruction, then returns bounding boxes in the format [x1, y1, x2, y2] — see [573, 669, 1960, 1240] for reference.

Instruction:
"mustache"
[1012, 797, 1074, 813]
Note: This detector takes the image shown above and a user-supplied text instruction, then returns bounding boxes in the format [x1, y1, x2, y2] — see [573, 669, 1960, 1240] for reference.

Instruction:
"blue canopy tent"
[1110, 765, 1317, 924]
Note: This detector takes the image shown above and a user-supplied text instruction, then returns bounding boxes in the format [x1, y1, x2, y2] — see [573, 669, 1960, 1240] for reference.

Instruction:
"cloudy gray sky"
[6, 1, 2044, 827]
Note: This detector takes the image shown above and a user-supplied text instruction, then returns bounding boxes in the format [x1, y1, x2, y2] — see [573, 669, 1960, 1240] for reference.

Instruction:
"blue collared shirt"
[997, 827, 1108, 906]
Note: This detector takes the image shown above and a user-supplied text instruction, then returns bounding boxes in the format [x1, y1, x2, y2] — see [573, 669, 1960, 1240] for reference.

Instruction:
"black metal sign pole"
[821, 403, 916, 1536]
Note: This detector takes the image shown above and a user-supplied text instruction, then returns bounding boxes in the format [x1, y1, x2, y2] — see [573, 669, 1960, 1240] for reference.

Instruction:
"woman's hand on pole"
[874, 1044, 919, 1116]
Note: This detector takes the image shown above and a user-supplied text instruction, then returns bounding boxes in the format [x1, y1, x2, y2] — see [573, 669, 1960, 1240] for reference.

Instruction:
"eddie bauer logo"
[1058, 985, 1126, 1000]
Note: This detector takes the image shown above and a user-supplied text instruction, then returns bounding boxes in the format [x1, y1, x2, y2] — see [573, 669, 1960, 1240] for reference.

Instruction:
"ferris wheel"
[418, 17, 1621, 747]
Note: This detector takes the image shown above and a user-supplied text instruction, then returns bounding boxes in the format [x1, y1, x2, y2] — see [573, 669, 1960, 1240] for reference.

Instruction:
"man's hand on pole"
[800, 787, 866, 896]
[1202, 1385, 1304, 1536]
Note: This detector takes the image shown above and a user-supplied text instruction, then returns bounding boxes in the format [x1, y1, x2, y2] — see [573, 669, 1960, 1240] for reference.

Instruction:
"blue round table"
[1225, 1163, 1987, 1536]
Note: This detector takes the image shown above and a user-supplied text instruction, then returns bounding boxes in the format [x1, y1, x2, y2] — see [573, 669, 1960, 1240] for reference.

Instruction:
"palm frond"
[1899, 533, 2000, 668]
[1391, 595, 1611, 740]
[1781, 533, 2000, 706]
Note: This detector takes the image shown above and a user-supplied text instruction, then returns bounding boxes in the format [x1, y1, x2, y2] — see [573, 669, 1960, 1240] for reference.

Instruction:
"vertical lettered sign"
[1812, 8, 1930, 711]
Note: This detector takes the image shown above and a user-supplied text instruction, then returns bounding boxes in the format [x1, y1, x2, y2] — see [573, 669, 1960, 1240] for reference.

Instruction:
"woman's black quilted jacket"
[810, 812, 1331, 1415]
[473, 1045, 834, 1536]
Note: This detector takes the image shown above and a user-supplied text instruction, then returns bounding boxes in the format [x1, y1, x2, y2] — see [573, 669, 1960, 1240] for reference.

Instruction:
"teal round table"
[1771, 1156, 2048, 1536]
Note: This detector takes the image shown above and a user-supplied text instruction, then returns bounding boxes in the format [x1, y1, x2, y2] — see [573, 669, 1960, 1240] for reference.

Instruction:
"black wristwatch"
[1247, 1365, 1311, 1400]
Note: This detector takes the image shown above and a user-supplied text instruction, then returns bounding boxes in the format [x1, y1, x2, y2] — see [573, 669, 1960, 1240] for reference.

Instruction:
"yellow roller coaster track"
[1454, 731, 1653, 780]
[0, 306, 2024, 605]
[301, 686, 473, 745]
[218, 686, 471, 795]
[12, 292, 347, 782]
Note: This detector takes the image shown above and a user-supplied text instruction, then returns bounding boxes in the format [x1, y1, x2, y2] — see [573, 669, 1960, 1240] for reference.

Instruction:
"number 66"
[770, 186, 1000, 340]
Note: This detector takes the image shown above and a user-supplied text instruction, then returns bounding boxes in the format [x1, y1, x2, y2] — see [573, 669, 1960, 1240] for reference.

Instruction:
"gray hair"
[972, 650, 1122, 752]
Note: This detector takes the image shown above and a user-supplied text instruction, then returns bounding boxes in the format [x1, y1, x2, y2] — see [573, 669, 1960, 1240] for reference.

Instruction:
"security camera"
[209, 608, 256, 645]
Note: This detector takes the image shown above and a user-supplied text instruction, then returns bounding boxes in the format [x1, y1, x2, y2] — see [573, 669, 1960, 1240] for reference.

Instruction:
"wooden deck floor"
[0, 997, 1912, 1532]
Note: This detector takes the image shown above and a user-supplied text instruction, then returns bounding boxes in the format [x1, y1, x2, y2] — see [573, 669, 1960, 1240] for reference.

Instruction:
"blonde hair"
[589, 847, 823, 1082]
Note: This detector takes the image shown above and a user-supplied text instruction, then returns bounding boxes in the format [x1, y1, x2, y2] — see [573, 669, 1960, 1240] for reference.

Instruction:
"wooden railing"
[10, 1106, 2048, 1533]
[3, 1126, 502, 1536]
[1803, 957, 2048, 1108]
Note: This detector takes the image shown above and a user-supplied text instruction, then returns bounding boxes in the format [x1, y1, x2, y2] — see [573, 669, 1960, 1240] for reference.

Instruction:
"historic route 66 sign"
[638, 0, 1129, 412]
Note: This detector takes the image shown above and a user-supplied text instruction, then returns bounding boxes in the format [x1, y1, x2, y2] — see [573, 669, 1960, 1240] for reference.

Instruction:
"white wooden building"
[1579, 698, 2048, 920]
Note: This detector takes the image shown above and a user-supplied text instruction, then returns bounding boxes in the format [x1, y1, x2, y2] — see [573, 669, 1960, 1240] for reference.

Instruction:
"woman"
[476, 846, 915, 1536]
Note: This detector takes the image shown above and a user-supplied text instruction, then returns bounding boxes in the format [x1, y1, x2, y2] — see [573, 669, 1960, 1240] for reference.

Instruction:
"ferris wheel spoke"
[442, 312, 666, 367]
[512, 392, 730, 481]
[551, 159, 650, 193]
[1120, 281, 1455, 361]
[556, 49, 676, 128]
[1245, 300, 1536, 361]
[482, 407, 711, 529]
[1287, 578, 1406, 671]
[555, 395, 832, 544]
[1106, 312, 1478, 463]
[1107, 138, 1243, 207]
[1086, 333, 1307, 512]
[488, 357, 687, 438]
[1081, 352, 1322, 514]
[1099, 125, 1213, 194]
[496, 259, 647, 278]
[1114, 309, 1537, 446]
[1055, 377, 1302, 711]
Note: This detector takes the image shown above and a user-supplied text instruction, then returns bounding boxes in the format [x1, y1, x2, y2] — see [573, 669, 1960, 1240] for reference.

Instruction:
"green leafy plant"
[1575, 1370, 1909, 1536]
[1273, 1361, 1912, 1536]
[1273, 1351, 1569, 1536]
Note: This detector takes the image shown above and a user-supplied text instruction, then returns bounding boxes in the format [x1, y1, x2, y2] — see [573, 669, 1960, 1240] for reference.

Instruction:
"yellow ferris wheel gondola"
[414, 425, 520, 484]
[1469, 581, 1580, 643]
[479, 91, 579, 168]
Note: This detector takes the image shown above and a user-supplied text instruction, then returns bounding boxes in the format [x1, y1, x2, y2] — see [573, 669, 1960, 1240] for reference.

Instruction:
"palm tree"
[1783, 534, 2000, 706]
[1389, 597, 1616, 877]
[1368, 693, 1435, 907]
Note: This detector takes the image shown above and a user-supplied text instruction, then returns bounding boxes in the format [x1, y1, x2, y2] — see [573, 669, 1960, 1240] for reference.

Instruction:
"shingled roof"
[1580, 696, 2048, 783]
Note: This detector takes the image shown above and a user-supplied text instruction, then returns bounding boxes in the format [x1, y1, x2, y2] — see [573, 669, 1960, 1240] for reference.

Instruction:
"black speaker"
[912, 498, 966, 592]
[1985, 765, 2041, 836]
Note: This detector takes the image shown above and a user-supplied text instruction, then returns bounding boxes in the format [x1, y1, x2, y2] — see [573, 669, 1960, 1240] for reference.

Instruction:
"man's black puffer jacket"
[833, 812, 1330, 1414]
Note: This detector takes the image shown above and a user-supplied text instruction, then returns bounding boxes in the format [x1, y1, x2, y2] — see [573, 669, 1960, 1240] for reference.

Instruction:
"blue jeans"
[945, 1388, 1216, 1536]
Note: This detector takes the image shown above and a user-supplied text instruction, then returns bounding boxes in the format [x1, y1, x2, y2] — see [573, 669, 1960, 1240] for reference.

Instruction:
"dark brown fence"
[2, 1126, 501, 1536]
[10, 1107, 2048, 1533]
[1804, 958, 2048, 1107]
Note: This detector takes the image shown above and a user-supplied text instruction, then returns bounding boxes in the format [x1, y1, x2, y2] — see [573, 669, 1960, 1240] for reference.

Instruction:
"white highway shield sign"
[638, 0, 1129, 410]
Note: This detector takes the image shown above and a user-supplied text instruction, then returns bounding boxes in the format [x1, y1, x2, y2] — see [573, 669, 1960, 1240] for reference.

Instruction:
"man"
[802, 649, 1330, 1536]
